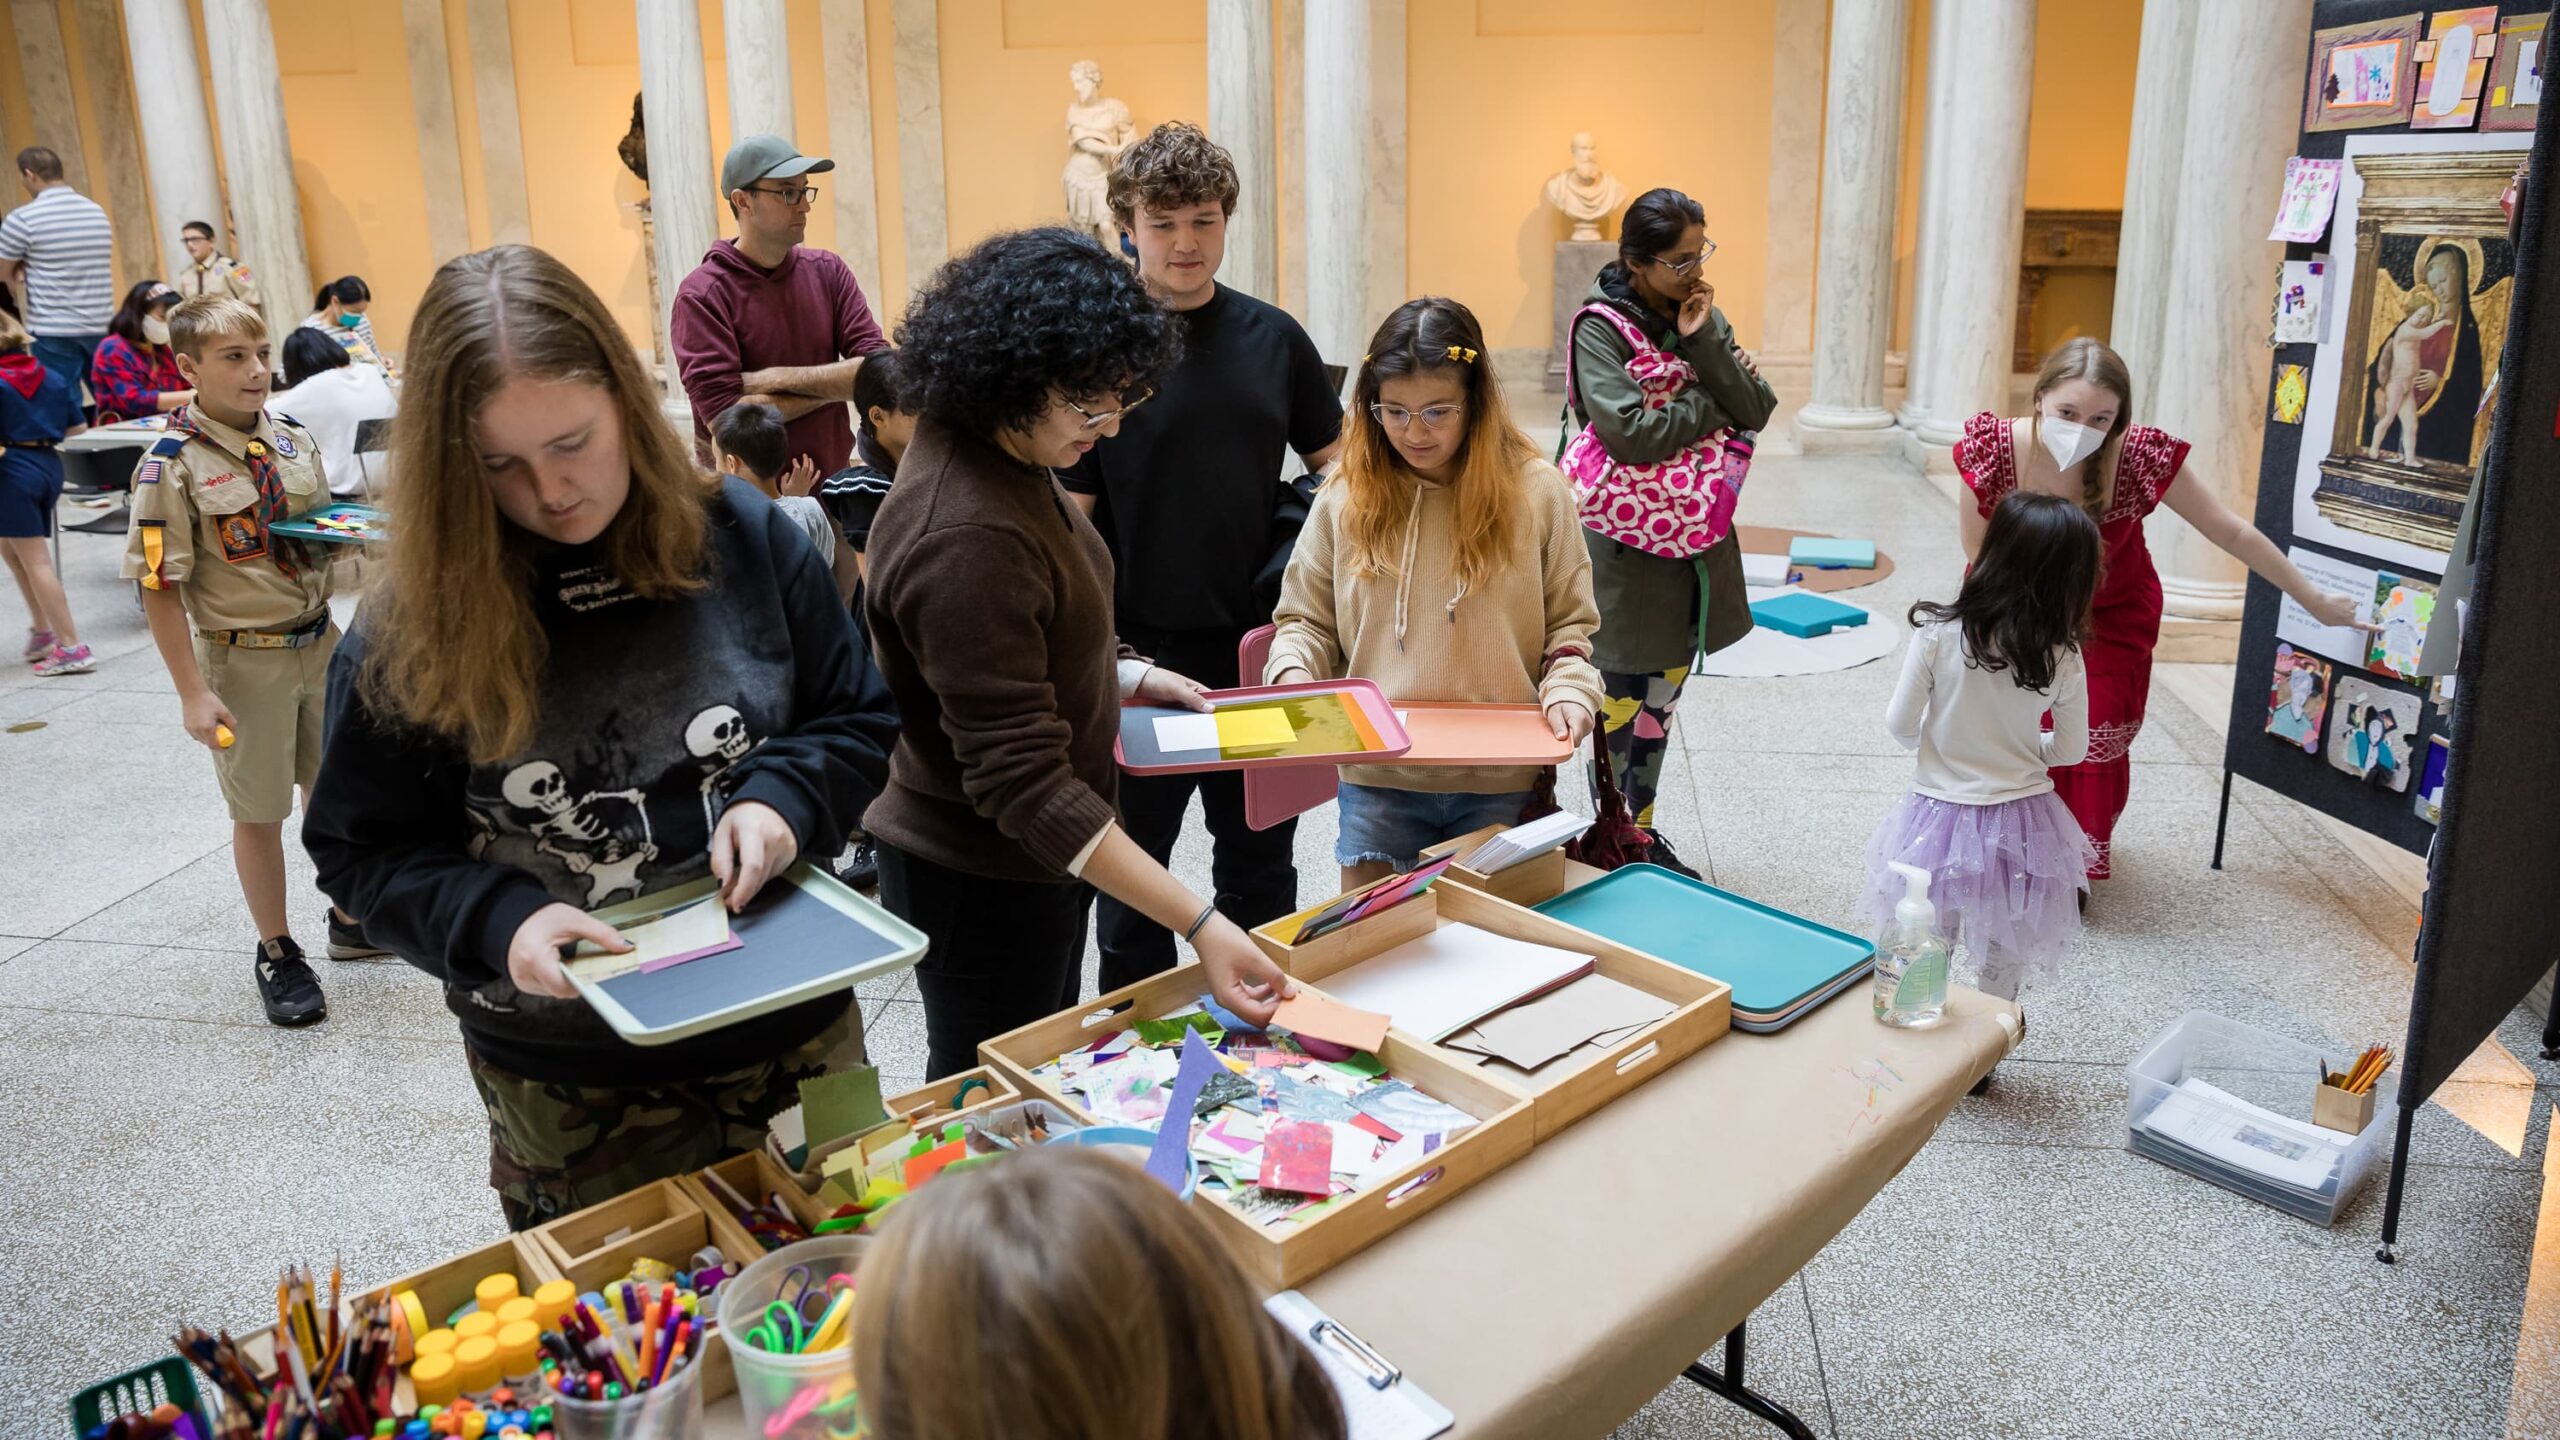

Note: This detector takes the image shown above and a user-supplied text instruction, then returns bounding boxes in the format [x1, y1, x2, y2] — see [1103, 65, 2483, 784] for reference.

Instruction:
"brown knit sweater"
[864, 417, 1122, 880]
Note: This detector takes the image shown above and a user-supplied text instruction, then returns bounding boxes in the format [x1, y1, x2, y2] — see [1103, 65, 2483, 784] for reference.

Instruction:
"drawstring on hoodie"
[1391, 480, 1468, 653]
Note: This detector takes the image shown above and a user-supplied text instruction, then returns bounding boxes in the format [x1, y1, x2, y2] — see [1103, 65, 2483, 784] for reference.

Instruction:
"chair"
[350, 417, 393, 503]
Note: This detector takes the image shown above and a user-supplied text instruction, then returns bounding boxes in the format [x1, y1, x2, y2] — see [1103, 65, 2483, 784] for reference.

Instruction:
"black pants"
[878, 843, 1094, 1081]
[1097, 625, 1299, 994]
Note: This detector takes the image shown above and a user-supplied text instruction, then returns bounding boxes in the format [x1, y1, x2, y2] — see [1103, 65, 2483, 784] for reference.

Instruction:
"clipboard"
[1265, 1291, 1453, 1440]
[1116, 678, 1411, 775]
[564, 863, 927, 1046]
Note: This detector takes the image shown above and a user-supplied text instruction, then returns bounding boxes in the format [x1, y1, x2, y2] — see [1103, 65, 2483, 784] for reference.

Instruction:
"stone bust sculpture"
[1543, 133, 1626, 242]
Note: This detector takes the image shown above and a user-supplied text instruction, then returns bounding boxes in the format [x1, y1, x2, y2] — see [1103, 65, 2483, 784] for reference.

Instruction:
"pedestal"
[1547, 240, 1617, 392]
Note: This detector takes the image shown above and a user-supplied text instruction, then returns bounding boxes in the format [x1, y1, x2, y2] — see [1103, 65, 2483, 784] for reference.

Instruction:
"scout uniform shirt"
[119, 404, 333, 631]
[179, 252, 261, 309]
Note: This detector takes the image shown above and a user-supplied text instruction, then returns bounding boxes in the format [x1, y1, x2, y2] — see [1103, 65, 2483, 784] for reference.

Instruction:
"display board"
[2218, 0, 2538, 860]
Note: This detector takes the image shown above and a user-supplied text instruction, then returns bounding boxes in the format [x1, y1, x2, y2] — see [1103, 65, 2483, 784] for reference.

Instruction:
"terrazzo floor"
[1, 443, 2551, 1439]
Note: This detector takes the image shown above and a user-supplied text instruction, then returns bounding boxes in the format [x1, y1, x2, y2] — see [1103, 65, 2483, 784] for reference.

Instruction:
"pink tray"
[1114, 677, 1412, 777]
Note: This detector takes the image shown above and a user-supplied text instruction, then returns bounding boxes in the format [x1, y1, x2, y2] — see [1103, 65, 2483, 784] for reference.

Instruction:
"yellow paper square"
[1213, 706, 1298, 749]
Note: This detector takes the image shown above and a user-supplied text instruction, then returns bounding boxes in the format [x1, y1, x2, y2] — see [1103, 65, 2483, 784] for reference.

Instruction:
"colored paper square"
[1259, 1120, 1336, 1196]
[1213, 706, 1297, 749]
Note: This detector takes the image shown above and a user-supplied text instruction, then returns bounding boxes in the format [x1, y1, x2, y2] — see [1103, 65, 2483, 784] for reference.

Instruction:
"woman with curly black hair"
[865, 227, 1293, 1077]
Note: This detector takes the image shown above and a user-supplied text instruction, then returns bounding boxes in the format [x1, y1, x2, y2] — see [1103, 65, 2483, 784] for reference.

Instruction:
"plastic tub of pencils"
[544, 1290, 707, 1440]
[714, 1236, 867, 1440]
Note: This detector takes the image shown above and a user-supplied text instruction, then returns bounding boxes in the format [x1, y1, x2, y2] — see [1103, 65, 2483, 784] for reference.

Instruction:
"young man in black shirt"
[1062, 122, 1343, 992]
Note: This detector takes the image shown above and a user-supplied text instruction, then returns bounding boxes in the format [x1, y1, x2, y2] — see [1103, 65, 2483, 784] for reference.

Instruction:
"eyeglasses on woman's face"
[1369, 402, 1464, 433]
[1650, 238, 1717, 276]
[1064, 388, 1154, 431]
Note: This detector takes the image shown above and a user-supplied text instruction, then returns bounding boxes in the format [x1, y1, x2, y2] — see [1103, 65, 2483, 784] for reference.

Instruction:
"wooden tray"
[977, 962, 1534, 1289]
[760, 1066, 1026, 1193]
[1262, 884, 1729, 1141]
[681, 1149, 832, 1251]
[1421, 822, 1572, 909]
[523, 1180, 739, 1399]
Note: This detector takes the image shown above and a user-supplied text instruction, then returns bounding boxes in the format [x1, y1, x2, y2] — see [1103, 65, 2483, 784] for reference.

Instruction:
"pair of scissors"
[744, 1299, 807, 1354]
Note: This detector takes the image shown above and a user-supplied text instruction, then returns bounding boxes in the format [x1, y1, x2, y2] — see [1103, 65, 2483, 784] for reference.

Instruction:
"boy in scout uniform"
[122, 295, 377, 1027]
[177, 220, 259, 309]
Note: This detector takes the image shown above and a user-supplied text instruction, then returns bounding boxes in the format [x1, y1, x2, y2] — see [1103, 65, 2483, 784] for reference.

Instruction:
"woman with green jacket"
[1565, 187, 1776, 873]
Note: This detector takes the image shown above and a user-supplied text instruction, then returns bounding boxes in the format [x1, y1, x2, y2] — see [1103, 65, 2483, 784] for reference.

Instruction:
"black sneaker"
[835, 838, 879, 893]
[326, 911, 388, 961]
[1641, 830, 1703, 881]
[256, 937, 327, 1026]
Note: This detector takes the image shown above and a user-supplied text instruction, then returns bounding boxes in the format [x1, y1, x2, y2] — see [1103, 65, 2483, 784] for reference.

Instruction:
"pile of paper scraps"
[1027, 999, 1480, 1227]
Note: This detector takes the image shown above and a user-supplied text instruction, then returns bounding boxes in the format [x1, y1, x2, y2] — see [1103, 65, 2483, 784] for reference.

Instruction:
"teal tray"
[1534, 865, 1875, 1032]
[270, 501, 386, 546]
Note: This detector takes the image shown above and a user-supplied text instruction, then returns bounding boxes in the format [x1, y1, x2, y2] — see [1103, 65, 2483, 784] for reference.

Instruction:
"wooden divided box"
[1255, 883, 1730, 1141]
[369, 1232, 552, 1336]
[524, 1180, 740, 1399]
[759, 1066, 1025, 1193]
[681, 1149, 831, 1256]
[978, 963, 1534, 1289]
[1420, 822, 1571, 908]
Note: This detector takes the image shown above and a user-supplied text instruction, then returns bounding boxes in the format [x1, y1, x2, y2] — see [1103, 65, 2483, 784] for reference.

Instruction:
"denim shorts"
[1335, 782, 1536, 868]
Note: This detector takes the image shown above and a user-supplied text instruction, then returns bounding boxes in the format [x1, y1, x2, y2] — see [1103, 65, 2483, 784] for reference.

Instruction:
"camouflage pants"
[466, 1009, 866, 1231]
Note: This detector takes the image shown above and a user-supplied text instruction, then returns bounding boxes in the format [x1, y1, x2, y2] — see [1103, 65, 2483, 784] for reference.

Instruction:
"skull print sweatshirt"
[304, 478, 897, 1086]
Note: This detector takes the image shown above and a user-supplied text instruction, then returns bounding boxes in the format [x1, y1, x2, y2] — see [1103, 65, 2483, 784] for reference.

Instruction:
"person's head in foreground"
[1110, 121, 1239, 309]
[169, 296, 271, 425]
[893, 225, 1177, 471]
[1338, 295, 1534, 590]
[1912, 490, 2101, 694]
[713, 399, 790, 492]
[853, 1146, 1346, 1440]
[362, 243, 708, 762]
[279, 326, 352, 389]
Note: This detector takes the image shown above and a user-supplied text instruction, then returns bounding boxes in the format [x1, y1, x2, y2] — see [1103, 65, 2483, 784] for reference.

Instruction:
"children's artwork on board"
[2366, 571, 2437, 680]
[2328, 677, 2419, 792]
[2271, 159, 2346, 243]
[2411, 7, 2501, 131]
[2273, 257, 2329, 344]
[2273, 364, 2311, 424]
[2307, 13, 2422, 131]
[2484, 12, 2546, 132]
[2414, 735, 2451, 824]
[2265, 645, 2332, 753]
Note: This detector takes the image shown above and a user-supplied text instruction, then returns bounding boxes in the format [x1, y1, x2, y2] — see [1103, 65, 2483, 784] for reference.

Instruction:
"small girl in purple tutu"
[1866, 491, 2103, 1007]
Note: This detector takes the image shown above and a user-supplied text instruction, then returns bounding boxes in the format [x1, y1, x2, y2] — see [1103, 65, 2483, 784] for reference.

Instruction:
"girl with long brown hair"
[304, 245, 896, 1226]
[1266, 297, 1602, 889]
[853, 1146, 1346, 1440]
[1953, 338, 2369, 890]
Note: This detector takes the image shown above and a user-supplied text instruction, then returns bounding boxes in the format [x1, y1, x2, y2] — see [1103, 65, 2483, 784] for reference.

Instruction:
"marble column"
[818, 0, 882, 293]
[636, 0, 717, 391]
[2110, 0, 2202, 419]
[1911, 0, 2035, 449]
[725, 0, 795, 144]
[398, 0, 470, 265]
[1207, 0, 1276, 300]
[1277, 0, 1304, 313]
[465, 0, 532, 246]
[70, 0, 157, 285]
[892, 0, 948, 276]
[2145, 0, 2312, 623]
[1364, 0, 1406, 327]
[1894, 0, 1964, 432]
[1301, 0, 1369, 364]
[123, 0, 224, 280]
[202, 0, 310, 328]
[12, 0, 89, 192]
[1793, 0, 1909, 453]
[1757, 0, 1826, 363]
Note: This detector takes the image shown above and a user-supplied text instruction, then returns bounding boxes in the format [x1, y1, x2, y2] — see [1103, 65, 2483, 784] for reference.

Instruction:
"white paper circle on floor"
[1697, 587, 1904, 678]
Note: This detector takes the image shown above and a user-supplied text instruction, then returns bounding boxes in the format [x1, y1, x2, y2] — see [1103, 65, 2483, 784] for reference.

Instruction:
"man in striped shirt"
[0, 147, 116, 405]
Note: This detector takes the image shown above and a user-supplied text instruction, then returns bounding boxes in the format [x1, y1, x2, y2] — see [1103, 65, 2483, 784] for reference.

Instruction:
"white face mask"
[142, 316, 171, 346]
[2038, 415, 2108, 470]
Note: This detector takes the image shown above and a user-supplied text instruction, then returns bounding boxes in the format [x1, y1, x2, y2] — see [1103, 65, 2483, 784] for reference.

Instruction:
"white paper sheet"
[1316, 922, 1595, 1042]
[1740, 552, 1794, 587]
[1152, 713, 1221, 753]
[2518, 39, 2544, 104]
[2274, 547, 2380, 667]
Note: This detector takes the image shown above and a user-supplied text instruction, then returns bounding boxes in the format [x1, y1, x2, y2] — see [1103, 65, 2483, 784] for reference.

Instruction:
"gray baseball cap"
[721, 134, 834, 196]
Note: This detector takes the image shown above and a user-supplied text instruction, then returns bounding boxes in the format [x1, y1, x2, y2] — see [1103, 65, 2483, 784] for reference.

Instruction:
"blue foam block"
[1749, 592, 1871, 638]
[1787, 536, 1878, 569]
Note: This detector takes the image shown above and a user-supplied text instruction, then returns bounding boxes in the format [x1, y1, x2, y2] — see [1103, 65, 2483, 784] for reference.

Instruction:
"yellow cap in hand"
[213, 723, 235, 748]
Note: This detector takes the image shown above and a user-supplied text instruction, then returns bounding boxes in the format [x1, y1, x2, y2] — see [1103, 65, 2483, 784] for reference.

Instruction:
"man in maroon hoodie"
[672, 134, 888, 472]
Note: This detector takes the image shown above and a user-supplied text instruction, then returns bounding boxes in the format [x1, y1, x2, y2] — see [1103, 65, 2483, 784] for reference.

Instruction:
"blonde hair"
[0, 309, 28, 352]
[852, 1148, 1345, 1440]
[2031, 337, 2134, 523]
[1337, 297, 1533, 593]
[359, 245, 708, 763]
[168, 295, 264, 358]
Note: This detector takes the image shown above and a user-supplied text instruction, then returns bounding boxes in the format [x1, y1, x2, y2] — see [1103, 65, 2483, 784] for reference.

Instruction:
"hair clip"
[1445, 345, 1478, 364]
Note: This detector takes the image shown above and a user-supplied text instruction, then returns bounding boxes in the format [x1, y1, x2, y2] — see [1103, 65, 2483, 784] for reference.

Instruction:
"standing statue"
[1063, 61, 1134, 249]
[1543, 133, 1627, 242]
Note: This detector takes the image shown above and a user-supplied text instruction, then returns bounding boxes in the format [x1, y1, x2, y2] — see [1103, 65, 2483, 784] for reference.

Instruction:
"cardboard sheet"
[1440, 974, 1676, 1072]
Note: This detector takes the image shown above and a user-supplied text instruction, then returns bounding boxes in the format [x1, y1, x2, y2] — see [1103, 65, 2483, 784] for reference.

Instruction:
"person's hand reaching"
[1190, 913, 1290, 1029]
[1133, 666, 1214, 712]
[506, 902, 626, 999]
[778, 455, 823, 497]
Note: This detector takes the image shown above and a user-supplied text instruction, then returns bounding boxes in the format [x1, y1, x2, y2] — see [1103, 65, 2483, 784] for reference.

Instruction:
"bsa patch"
[215, 511, 269, 564]
[271, 431, 296, 458]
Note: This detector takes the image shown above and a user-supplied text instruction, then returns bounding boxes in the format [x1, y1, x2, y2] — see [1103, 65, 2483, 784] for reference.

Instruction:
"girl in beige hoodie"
[1267, 297, 1604, 890]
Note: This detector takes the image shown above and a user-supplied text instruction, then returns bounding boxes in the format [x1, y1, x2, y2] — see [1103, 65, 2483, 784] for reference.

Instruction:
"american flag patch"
[136, 459, 162, 485]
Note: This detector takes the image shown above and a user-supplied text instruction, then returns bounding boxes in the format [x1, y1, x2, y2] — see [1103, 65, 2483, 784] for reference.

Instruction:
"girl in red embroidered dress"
[1952, 339, 2371, 883]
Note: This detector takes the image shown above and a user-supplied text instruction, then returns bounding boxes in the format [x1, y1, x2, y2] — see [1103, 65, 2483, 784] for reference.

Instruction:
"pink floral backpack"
[1558, 304, 1748, 559]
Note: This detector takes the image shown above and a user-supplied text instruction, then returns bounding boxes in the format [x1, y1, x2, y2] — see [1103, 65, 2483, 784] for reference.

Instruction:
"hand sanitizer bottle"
[1873, 861, 1949, 1028]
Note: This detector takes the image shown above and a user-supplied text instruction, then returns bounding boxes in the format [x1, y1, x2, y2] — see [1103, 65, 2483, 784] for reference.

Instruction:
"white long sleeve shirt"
[1884, 620, 2090, 805]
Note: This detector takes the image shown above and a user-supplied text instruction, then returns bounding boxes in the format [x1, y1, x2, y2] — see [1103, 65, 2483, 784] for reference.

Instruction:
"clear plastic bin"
[959, 1098, 1084, 1153]
[2124, 1011, 2394, 1226]
[716, 1236, 865, 1440]
[550, 1333, 706, 1440]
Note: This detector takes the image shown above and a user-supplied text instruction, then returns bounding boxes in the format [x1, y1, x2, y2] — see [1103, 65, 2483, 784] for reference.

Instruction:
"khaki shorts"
[195, 623, 336, 824]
